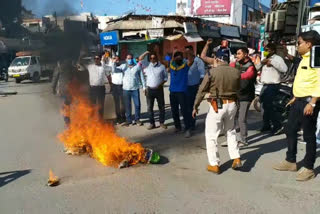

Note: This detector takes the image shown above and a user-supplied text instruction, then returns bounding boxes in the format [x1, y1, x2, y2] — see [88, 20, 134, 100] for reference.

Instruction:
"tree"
[0, 0, 22, 26]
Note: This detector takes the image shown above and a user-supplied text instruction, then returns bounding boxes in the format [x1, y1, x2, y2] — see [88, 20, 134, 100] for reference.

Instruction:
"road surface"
[0, 79, 319, 214]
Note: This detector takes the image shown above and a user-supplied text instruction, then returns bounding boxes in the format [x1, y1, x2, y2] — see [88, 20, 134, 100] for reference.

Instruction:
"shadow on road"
[219, 139, 287, 173]
[0, 169, 31, 188]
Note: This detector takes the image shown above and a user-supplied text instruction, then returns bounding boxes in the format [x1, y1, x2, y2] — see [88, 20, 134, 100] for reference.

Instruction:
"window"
[31, 57, 37, 65]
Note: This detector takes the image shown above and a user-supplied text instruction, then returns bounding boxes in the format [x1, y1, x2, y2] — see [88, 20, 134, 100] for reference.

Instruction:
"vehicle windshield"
[11, 57, 30, 66]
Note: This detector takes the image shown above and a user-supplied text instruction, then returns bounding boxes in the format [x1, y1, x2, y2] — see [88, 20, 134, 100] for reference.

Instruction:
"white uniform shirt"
[87, 63, 108, 86]
[260, 54, 288, 84]
[111, 63, 124, 85]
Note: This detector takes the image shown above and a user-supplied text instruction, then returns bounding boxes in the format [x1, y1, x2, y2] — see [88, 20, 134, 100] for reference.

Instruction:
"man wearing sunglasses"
[87, 55, 109, 119]
[139, 46, 168, 130]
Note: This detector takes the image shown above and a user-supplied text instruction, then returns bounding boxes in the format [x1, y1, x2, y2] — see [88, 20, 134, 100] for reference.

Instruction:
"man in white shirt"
[258, 43, 288, 135]
[110, 56, 126, 124]
[87, 55, 109, 119]
[139, 49, 168, 130]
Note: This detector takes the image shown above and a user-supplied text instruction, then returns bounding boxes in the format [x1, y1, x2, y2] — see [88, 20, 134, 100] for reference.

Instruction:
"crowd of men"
[53, 30, 320, 182]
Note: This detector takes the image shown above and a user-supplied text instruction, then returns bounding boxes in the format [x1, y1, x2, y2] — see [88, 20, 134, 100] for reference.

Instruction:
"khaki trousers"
[205, 102, 240, 166]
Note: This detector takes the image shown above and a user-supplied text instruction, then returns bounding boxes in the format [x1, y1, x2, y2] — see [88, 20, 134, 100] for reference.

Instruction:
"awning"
[198, 29, 220, 38]
[220, 26, 240, 38]
[119, 38, 162, 44]
[104, 20, 183, 31]
[184, 33, 203, 43]
[165, 34, 183, 41]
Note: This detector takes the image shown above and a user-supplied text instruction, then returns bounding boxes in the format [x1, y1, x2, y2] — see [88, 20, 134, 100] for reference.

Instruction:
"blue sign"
[310, 0, 320, 6]
[100, 31, 119, 46]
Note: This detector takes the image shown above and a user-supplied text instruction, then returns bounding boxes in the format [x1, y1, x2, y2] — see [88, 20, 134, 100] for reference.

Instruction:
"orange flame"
[49, 169, 59, 182]
[58, 83, 146, 167]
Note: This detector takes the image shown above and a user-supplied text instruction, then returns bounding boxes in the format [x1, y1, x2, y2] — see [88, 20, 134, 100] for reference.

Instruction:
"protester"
[169, 51, 193, 138]
[52, 60, 77, 126]
[273, 30, 320, 181]
[87, 55, 109, 119]
[185, 45, 205, 130]
[258, 43, 288, 135]
[230, 47, 256, 147]
[213, 39, 231, 64]
[139, 48, 168, 130]
[116, 54, 146, 126]
[317, 114, 320, 147]
[110, 56, 126, 125]
[193, 39, 242, 174]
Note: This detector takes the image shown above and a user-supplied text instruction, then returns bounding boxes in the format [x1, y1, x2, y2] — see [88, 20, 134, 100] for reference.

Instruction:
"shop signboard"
[191, 0, 232, 16]
[100, 31, 119, 46]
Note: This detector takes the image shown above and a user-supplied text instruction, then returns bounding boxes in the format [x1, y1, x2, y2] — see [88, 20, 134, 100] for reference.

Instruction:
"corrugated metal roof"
[103, 20, 183, 31]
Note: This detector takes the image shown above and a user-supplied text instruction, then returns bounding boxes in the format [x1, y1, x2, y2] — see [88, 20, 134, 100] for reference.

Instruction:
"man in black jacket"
[230, 47, 256, 147]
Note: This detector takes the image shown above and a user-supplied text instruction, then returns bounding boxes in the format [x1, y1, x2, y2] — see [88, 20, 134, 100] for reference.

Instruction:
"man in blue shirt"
[115, 54, 146, 126]
[139, 48, 168, 130]
[185, 45, 205, 130]
[169, 51, 193, 138]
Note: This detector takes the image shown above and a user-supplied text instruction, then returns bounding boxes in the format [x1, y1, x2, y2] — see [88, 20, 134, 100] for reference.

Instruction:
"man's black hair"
[127, 53, 133, 58]
[173, 51, 183, 58]
[265, 43, 277, 52]
[237, 47, 249, 55]
[298, 30, 320, 46]
[185, 45, 193, 50]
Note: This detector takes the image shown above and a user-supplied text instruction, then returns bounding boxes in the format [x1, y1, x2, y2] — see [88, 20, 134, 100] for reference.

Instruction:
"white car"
[8, 56, 41, 83]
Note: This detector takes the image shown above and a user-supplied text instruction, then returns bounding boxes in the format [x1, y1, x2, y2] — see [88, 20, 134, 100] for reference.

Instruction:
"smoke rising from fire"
[22, 0, 78, 16]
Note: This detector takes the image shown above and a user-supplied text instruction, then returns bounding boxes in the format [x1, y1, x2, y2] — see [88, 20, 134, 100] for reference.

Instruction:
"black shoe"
[260, 126, 271, 132]
[272, 127, 284, 135]
[147, 124, 156, 130]
[174, 128, 182, 134]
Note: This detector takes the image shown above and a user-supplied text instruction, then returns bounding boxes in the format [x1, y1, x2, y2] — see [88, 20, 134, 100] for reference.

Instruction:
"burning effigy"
[58, 83, 159, 168]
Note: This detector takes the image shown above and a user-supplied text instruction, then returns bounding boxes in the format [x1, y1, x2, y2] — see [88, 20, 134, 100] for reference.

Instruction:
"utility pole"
[296, 0, 308, 36]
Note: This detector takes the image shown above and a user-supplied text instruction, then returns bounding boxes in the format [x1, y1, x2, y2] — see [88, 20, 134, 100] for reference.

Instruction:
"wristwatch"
[308, 103, 316, 108]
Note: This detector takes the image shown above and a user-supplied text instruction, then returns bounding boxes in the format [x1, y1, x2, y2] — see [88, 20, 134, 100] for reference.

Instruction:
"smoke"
[22, 0, 78, 16]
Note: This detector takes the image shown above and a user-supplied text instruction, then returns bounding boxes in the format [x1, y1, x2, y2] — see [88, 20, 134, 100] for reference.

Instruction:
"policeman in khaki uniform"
[192, 39, 242, 174]
[273, 30, 320, 181]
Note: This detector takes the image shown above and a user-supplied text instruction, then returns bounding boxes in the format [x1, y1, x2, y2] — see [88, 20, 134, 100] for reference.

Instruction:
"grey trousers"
[235, 101, 251, 143]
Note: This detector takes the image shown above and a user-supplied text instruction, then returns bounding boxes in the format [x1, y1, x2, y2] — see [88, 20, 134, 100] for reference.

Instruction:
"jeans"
[285, 99, 320, 169]
[123, 89, 141, 123]
[170, 92, 190, 130]
[187, 84, 199, 129]
[112, 84, 125, 122]
[235, 101, 251, 143]
[260, 84, 282, 129]
[89, 86, 106, 118]
[146, 87, 165, 125]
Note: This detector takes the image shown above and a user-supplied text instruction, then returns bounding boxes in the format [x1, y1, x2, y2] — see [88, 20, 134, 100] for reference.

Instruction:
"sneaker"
[160, 123, 167, 129]
[260, 126, 271, 132]
[185, 130, 191, 138]
[147, 124, 156, 130]
[136, 120, 144, 126]
[220, 141, 228, 147]
[296, 167, 315, 181]
[121, 122, 130, 127]
[207, 165, 220, 174]
[231, 158, 242, 170]
[238, 141, 248, 147]
[132, 121, 137, 126]
[272, 127, 284, 135]
[273, 160, 297, 171]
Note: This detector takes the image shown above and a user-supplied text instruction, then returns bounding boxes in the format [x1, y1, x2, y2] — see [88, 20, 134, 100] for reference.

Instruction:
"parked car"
[8, 54, 53, 83]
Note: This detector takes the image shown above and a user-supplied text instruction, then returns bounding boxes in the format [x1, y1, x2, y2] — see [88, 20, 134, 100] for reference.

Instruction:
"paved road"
[0, 79, 319, 214]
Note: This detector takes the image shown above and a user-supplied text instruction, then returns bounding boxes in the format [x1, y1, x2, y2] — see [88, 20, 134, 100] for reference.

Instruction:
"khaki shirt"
[193, 64, 241, 109]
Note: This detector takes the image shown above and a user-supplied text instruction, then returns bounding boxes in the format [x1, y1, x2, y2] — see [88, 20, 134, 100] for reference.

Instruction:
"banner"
[191, 0, 232, 16]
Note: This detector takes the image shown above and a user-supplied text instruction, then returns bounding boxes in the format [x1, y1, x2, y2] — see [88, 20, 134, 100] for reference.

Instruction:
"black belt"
[296, 96, 312, 102]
